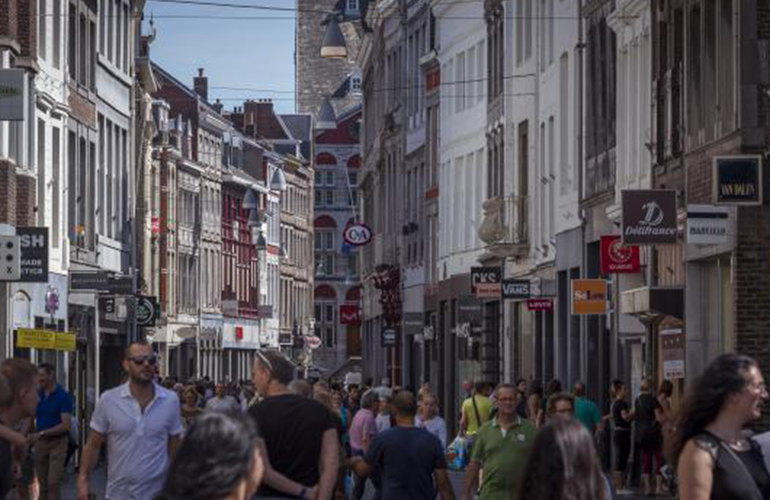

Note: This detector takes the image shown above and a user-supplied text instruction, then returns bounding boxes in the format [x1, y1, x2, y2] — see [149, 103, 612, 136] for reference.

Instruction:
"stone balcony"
[478, 195, 529, 258]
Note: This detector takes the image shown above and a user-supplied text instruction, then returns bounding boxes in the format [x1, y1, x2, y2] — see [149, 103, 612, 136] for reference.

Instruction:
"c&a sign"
[600, 235, 640, 274]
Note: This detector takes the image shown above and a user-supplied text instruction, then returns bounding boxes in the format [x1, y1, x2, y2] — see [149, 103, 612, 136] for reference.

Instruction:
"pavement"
[45, 463, 667, 500]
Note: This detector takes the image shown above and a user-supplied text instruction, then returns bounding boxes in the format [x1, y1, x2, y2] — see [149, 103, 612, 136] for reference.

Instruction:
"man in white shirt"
[205, 383, 240, 413]
[77, 342, 184, 500]
[416, 393, 448, 448]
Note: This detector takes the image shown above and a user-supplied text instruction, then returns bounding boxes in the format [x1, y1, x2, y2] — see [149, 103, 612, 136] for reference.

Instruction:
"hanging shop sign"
[686, 205, 730, 245]
[0, 69, 25, 121]
[16, 329, 76, 352]
[18, 227, 49, 283]
[403, 312, 424, 336]
[0, 235, 20, 281]
[661, 328, 685, 379]
[305, 336, 322, 350]
[527, 298, 554, 311]
[457, 295, 482, 324]
[600, 235, 641, 274]
[713, 155, 763, 205]
[136, 296, 159, 327]
[343, 223, 373, 246]
[501, 279, 531, 300]
[571, 279, 608, 316]
[340, 305, 362, 326]
[381, 328, 397, 347]
[621, 190, 678, 245]
[471, 267, 502, 298]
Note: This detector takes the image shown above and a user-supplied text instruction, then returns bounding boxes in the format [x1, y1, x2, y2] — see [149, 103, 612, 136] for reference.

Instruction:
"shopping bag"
[446, 434, 469, 471]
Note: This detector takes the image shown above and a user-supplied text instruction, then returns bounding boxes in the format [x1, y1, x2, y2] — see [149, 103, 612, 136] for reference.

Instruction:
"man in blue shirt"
[350, 391, 456, 500]
[30, 363, 72, 500]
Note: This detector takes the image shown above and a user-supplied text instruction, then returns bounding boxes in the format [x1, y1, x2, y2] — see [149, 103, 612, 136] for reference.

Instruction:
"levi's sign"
[621, 190, 678, 245]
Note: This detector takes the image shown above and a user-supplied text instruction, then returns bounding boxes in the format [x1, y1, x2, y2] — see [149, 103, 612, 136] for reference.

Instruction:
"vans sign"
[621, 190, 678, 245]
[501, 279, 531, 300]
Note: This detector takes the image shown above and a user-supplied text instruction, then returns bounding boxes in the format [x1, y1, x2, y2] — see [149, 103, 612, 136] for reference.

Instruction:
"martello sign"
[621, 190, 678, 245]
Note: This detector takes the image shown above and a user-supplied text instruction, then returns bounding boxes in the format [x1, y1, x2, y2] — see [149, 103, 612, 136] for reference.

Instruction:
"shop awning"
[620, 286, 684, 321]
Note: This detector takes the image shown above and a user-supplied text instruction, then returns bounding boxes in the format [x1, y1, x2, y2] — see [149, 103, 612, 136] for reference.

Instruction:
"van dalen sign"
[713, 155, 763, 205]
[621, 190, 678, 245]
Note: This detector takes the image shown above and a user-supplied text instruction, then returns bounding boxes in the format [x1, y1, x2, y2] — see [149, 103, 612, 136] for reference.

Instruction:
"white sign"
[305, 336, 322, 350]
[661, 328, 685, 380]
[686, 205, 729, 245]
[0, 69, 25, 121]
[0, 235, 21, 281]
[343, 223, 372, 246]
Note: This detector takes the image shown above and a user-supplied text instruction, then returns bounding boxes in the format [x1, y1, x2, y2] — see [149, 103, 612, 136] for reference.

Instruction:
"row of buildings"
[303, 0, 770, 432]
[0, 0, 363, 415]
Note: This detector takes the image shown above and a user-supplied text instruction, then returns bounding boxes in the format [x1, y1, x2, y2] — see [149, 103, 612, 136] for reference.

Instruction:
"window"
[348, 171, 358, 186]
[325, 190, 334, 206]
[37, 120, 46, 226]
[324, 232, 335, 250]
[52, 127, 60, 248]
[53, 0, 61, 68]
[325, 171, 334, 186]
[455, 52, 465, 113]
[351, 75, 362, 93]
[68, 3, 76, 78]
[324, 326, 335, 348]
[38, 0, 47, 60]
[347, 0, 359, 12]
[315, 304, 322, 321]
[315, 171, 322, 185]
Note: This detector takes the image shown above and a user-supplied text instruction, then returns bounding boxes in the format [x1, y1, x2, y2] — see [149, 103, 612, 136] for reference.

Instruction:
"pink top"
[349, 408, 377, 452]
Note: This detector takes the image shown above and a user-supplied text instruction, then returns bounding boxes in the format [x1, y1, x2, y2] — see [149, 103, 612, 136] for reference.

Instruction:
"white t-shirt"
[376, 413, 392, 433]
[415, 415, 448, 449]
[205, 395, 239, 413]
[90, 383, 184, 500]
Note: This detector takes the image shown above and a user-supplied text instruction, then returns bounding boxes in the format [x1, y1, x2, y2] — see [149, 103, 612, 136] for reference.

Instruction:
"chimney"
[193, 68, 208, 101]
[212, 98, 223, 115]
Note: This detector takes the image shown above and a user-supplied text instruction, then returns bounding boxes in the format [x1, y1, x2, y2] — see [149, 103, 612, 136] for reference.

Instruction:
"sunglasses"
[128, 355, 158, 366]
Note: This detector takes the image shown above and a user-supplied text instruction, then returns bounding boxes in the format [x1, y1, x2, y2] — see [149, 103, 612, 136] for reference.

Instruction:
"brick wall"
[0, 161, 18, 226]
[15, 173, 34, 226]
[0, 0, 19, 43]
[16, 0, 35, 59]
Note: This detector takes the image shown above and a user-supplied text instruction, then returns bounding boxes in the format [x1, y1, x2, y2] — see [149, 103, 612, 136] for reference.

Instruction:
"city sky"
[146, 0, 297, 113]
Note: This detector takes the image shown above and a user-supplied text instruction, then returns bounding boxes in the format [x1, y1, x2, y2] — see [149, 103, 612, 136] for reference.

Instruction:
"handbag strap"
[717, 439, 765, 500]
[471, 395, 483, 428]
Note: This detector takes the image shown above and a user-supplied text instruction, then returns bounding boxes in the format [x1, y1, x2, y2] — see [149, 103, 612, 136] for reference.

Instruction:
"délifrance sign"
[621, 189, 678, 245]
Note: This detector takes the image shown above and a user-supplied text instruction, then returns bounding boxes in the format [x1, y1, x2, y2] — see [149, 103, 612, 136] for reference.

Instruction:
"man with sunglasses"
[77, 342, 184, 500]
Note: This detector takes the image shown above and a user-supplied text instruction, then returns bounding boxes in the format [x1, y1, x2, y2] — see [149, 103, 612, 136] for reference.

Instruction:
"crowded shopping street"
[2, 0, 770, 499]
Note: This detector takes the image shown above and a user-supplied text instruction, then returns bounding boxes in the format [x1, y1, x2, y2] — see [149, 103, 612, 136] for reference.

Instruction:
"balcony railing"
[478, 195, 528, 257]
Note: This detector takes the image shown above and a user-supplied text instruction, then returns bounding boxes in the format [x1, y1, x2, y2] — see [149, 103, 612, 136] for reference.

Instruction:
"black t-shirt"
[364, 426, 447, 500]
[612, 400, 632, 430]
[249, 394, 337, 497]
[0, 437, 12, 500]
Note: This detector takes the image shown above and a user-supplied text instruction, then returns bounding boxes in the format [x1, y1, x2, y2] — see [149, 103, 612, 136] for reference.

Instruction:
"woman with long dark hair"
[155, 412, 264, 500]
[611, 380, 634, 494]
[671, 353, 770, 500]
[516, 418, 607, 500]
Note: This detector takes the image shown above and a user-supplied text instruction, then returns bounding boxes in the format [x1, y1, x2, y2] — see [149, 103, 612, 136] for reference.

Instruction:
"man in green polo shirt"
[460, 384, 535, 500]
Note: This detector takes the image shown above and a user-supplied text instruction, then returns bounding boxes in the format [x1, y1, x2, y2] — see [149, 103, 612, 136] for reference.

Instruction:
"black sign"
[17, 228, 48, 283]
[382, 328, 397, 347]
[70, 272, 134, 294]
[457, 295, 482, 324]
[402, 313, 424, 336]
[501, 279, 531, 300]
[471, 267, 502, 287]
[621, 190, 678, 244]
[100, 297, 115, 314]
[136, 296, 159, 327]
[714, 156, 763, 205]
[70, 271, 109, 290]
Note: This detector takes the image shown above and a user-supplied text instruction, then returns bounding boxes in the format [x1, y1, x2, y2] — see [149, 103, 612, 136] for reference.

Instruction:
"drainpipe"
[576, 0, 589, 386]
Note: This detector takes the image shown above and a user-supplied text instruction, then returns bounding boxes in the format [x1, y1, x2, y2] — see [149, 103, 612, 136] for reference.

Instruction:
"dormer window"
[349, 69, 363, 95]
[346, 0, 359, 14]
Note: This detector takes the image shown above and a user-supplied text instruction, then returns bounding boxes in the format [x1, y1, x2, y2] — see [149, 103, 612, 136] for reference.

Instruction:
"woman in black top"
[611, 380, 633, 494]
[671, 354, 770, 500]
[635, 379, 664, 495]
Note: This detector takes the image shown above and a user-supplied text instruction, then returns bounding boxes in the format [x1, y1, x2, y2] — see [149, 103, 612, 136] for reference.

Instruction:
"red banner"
[340, 305, 362, 326]
[527, 298, 553, 311]
[600, 235, 641, 274]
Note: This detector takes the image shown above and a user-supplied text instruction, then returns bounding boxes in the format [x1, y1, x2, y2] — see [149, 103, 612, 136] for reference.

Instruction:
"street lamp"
[315, 98, 338, 131]
[321, 15, 347, 59]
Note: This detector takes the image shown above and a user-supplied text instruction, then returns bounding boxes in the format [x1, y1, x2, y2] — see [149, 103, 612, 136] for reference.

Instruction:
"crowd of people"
[1, 347, 770, 500]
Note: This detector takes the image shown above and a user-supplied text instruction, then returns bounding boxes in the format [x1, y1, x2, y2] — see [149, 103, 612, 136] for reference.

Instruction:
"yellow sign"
[571, 279, 608, 315]
[16, 329, 76, 352]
